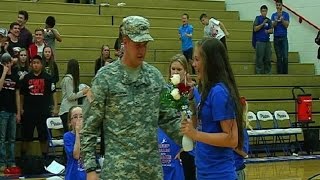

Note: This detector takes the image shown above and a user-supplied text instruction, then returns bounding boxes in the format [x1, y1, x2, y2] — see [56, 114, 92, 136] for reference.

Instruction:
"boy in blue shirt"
[271, 0, 290, 74]
[178, 13, 194, 74]
[253, 5, 273, 74]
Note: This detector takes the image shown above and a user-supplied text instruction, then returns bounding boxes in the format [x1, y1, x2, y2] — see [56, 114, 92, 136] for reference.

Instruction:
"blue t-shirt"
[64, 131, 86, 180]
[178, 24, 193, 51]
[254, 15, 272, 42]
[233, 129, 249, 171]
[271, 11, 290, 37]
[194, 83, 236, 179]
[158, 128, 185, 180]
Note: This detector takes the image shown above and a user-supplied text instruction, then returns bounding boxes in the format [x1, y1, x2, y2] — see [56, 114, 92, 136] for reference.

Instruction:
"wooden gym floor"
[0, 159, 318, 180]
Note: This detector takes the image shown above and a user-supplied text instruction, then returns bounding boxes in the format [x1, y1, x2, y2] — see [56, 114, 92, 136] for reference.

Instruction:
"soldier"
[81, 16, 181, 180]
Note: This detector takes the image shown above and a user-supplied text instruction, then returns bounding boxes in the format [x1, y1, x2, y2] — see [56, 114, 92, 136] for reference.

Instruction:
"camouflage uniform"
[81, 16, 181, 180]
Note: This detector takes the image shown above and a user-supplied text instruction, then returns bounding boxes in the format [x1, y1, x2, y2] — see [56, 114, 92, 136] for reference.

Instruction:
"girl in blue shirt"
[63, 106, 86, 180]
[181, 38, 244, 180]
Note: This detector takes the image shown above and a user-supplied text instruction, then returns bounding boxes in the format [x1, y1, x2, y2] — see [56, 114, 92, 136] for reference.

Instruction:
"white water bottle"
[181, 111, 194, 151]
[182, 135, 193, 151]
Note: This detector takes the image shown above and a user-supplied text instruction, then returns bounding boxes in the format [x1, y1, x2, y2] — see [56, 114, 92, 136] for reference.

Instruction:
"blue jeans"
[274, 36, 289, 74]
[0, 111, 16, 167]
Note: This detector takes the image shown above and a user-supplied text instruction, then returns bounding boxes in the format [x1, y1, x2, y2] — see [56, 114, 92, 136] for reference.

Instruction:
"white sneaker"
[292, 153, 299, 156]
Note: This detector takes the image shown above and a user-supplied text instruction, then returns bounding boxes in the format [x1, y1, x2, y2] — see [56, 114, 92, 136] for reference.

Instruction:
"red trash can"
[292, 87, 312, 123]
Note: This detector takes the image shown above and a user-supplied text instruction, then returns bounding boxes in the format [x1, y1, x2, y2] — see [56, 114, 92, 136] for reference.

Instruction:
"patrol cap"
[121, 16, 154, 42]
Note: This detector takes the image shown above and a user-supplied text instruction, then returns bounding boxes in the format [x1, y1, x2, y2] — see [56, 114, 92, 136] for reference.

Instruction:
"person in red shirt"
[29, 28, 46, 59]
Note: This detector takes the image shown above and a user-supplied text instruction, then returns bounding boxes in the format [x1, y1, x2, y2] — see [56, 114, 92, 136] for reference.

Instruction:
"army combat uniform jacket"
[81, 60, 181, 179]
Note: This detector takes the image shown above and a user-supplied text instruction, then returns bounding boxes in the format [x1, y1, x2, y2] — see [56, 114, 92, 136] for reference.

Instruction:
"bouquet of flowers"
[160, 74, 194, 151]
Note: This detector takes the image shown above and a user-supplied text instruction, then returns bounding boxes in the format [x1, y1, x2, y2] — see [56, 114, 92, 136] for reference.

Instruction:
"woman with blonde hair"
[159, 54, 196, 180]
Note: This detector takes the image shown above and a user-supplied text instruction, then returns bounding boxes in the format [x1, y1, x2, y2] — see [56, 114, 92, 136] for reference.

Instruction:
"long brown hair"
[65, 59, 80, 93]
[42, 46, 56, 76]
[196, 38, 243, 149]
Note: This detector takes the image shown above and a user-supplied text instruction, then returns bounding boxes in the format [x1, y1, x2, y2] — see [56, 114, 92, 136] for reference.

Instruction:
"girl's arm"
[52, 29, 62, 42]
[234, 148, 248, 158]
[181, 119, 238, 148]
[63, 76, 85, 101]
[73, 130, 81, 159]
[15, 89, 21, 123]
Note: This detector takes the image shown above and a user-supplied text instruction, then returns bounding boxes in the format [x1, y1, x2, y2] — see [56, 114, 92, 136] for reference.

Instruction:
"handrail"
[273, 0, 320, 31]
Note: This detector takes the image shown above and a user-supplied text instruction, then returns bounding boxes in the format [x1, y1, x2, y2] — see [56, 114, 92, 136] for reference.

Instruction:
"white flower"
[170, 74, 180, 85]
[170, 88, 181, 100]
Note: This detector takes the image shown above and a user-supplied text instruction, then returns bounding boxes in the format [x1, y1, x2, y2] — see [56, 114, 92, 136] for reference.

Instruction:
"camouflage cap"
[121, 16, 154, 42]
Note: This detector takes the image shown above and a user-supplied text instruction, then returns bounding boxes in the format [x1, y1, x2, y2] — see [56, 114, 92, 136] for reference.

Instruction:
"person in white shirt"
[200, 13, 230, 49]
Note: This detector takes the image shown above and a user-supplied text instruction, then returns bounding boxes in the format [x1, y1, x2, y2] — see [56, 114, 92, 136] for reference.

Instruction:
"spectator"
[17, 10, 33, 50]
[63, 106, 86, 180]
[42, 46, 59, 115]
[271, 0, 290, 74]
[161, 54, 196, 180]
[44, 16, 62, 52]
[16, 48, 30, 80]
[81, 16, 181, 180]
[59, 59, 89, 133]
[42, 46, 59, 84]
[200, 13, 230, 49]
[0, 53, 21, 173]
[94, 45, 113, 74]
[178, 13, 195, 74]
[29, 28, 46, 59]
[253, 5, 273, 74]
[181, 38, 244, 179]
[20, 55, 57, 158]
[7, 22, 22, 59]
[0, 28, 9, 57]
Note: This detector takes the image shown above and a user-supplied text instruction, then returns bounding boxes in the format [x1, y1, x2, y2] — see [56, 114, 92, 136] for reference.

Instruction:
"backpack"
[16, 156, 46, 175]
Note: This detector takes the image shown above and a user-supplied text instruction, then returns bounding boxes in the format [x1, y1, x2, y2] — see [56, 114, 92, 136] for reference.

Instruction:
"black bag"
[16, 156, 46, 175]
[316, 31, 320, 59]
[315, 31, 320, 45]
